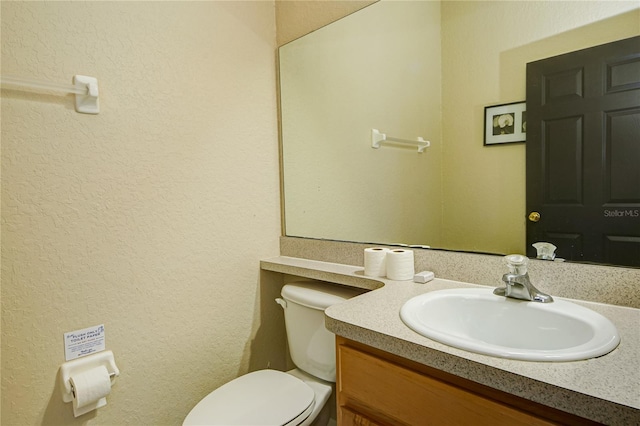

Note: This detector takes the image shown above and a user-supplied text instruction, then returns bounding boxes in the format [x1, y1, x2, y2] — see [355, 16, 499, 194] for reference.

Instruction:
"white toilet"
[183, 281, 363, 426]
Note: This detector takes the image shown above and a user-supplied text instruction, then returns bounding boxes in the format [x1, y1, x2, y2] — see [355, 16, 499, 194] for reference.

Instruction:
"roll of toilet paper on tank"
[364, 247, 390, 277]
[386, 249, 415, 280]
[70, 365, 111, 417]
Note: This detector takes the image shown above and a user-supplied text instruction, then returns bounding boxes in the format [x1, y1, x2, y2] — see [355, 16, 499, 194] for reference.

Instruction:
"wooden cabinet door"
[339, 406, 384, 426]
[337, 343, 556, 426]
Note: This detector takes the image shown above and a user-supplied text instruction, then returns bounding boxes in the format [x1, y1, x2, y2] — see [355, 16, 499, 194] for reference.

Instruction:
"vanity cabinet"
[336, 337, 599, 426]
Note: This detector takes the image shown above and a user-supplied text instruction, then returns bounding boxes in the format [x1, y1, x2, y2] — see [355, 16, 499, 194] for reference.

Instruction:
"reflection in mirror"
[525, 35, 640, 267]
[279, 0, 639, 266]
[281, 1, 442, 246]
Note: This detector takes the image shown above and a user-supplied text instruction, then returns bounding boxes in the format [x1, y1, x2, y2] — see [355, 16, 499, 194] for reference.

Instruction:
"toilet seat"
[183, 369, 315, 426]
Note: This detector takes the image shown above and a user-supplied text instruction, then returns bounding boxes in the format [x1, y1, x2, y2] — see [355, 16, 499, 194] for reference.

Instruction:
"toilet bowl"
[183, 281, 363, 426]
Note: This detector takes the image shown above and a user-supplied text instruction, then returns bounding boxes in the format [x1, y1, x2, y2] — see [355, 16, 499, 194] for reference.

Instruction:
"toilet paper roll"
[364, 247, 390, 277]
[386, 249, 415, 280]
[70, 365, 111, 417]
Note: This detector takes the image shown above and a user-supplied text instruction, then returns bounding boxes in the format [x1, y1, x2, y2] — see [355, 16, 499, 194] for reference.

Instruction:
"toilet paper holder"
[60, 350, 120, 403]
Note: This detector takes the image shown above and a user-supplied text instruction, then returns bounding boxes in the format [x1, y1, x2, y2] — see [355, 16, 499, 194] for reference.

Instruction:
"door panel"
[526, 36, 640, 267]
[606, 108, 640, 202]
[543, 116, 583, 204]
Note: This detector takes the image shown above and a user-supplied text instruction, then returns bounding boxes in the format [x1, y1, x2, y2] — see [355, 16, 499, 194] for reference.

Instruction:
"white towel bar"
[371, 128, 430, 153]
[0, 75, 99, 114]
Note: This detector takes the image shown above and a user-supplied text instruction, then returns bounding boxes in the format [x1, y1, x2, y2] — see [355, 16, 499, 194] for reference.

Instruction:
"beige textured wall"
[441, 1, 640, 254]
[1, 2, 283, 425]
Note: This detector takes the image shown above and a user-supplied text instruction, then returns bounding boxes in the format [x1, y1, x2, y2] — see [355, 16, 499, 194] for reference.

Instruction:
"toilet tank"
[280, 281, 364, 382]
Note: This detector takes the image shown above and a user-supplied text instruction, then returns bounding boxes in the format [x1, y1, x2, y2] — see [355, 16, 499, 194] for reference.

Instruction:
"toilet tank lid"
[281, 281, 365, 310]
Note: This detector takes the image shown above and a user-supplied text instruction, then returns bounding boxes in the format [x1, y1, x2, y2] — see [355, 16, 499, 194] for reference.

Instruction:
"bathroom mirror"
[279, 0, 640, 266]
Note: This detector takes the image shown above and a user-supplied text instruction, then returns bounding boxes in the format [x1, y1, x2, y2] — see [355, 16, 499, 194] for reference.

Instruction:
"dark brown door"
[526, 36, 640, 267]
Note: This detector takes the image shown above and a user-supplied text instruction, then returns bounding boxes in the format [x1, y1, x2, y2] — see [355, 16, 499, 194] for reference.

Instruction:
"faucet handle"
[532, 242, 557, 260]
[504, 254, 528, 275]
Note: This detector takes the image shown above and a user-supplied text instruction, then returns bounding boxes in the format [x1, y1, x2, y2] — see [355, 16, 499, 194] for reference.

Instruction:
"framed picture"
[484, 101, 526, 146]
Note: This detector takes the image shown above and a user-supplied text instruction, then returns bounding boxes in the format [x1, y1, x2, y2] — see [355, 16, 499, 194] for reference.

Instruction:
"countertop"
[261, 256, 640, 425]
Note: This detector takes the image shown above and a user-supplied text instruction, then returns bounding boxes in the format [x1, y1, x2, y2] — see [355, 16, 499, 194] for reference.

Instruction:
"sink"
[400, 288, 620, 362]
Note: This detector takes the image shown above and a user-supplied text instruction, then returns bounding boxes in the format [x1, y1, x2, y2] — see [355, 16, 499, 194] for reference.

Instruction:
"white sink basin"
[400, 288, 620, 362]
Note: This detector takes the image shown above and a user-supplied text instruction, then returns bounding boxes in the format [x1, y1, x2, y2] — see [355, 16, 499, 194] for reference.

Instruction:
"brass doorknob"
[528, 212, 541, 222]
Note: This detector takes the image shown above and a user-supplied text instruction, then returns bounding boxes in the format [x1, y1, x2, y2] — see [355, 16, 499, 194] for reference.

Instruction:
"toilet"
[183, 281, 363, 426]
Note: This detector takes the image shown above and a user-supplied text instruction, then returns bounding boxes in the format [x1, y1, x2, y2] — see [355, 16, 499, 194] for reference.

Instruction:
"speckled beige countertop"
[261, 256, 640, 425]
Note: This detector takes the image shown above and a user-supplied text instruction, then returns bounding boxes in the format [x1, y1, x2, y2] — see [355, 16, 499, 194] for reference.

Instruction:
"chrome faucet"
[493, 254, 553, 303]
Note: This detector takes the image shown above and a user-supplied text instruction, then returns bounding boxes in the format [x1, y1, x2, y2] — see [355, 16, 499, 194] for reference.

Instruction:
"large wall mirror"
[279, 0, 639, 266]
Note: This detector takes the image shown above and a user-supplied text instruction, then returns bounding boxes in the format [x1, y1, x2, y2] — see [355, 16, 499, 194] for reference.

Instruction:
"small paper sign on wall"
[64, 324, 105, 361]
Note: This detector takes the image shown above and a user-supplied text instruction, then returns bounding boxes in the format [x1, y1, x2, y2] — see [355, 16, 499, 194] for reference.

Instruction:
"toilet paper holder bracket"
[60, 350, 120, 403]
